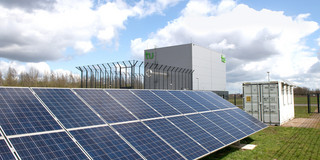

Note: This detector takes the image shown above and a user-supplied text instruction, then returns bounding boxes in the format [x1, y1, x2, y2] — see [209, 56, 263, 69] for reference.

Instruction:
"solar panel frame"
[131, 90, 181, 116]
[113, 122, 185, 160]
[225, 109, 262, 131]
[144, 118, 208, 160]
[195, 91, 232, 108]
[169, 90, 209, 112]
[32, 88, 105, 129]
[233, 108, 268, 129]
[9, 131, 89, 159]
[70, 126, 143, 160]
[105, 90, 162, 119]
[0, 87, 62, 135]
[168, 116, 225, 152]
[202, 91, 235, 108]
[73, 89, 137, 123]
[151, 90, 196, 114]
[0, 139, 15, 160]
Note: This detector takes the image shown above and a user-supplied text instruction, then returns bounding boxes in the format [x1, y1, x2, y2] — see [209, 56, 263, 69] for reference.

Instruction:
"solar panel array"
[0, 87, 267, 160]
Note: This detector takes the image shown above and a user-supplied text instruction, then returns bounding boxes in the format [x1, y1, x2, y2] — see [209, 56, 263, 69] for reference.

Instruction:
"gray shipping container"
[243, 81, 294, 125]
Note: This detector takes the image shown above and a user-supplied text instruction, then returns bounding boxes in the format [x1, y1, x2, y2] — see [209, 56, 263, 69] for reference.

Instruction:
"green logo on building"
[221, 55, 226, 63]
[145, 51, 154, 59]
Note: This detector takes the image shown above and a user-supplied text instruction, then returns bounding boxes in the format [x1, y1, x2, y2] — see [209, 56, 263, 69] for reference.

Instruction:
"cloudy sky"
[0, 0, 319, 93]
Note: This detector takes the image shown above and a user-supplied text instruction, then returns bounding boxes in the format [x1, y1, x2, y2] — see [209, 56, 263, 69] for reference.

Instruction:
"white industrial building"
[144, 43, 227, 97]
[243, 81, 295, 125]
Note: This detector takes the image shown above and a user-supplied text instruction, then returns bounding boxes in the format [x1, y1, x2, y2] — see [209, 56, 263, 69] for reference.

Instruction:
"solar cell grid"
[233, 108, 268, 128]
[169, 91, 209, 112]
[73, 89, 137, 123]
[168, 116, 224, 152]
[202, 112, 247, 139]
[113, 122, 184, 160]
[151, 90, 196, 114]
[33, 88, 105, 128]
[70, 126, 142, 160]
[10, 132, 87, 159]
[203, 91, 235, 108]
[182, 91, 220, 110]
[216, 110, 255, 135]
[0, 139, 15, 160]
[0, 88, 61, 135]
[131, 90, 180, 116]
[186, 114, 237, 145]
[195, 91, 231, 108]
[226, 109, 262, 131]
[144, 118, 208, 160]
[105, 90, 161, 119]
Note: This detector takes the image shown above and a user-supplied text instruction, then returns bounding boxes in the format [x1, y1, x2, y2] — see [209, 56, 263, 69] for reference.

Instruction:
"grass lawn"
[201, 126, 320, 160]
[295, 106, 318, 118]
[202, 106, 320, 160]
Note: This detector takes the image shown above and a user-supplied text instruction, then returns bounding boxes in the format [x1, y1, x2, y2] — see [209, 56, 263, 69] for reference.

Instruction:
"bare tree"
[5, 67, 18, 86]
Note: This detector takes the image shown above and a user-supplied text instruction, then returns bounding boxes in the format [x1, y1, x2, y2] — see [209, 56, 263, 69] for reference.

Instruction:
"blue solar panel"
[33, 88, 105, 128]
[113, 122, 184, 160]
[202, 112, 247, 139]
[70, 126, 142, 160]
[10, 132, 87, 159]
[144, 118, 208, 159]
[0, 88, 61, 135]
[225, 109, 262, 131]
[73, 89, 137, 123]
[202, 91, 234, 108]
[215, 110, 255, 135]
[0, 139, 15, 160]
[182, 91, 220, 110]
[233, 108, 268, 129]
[131, 90, 180, 116]
[186, 114, 237, 145]
[169, 91, 209, 112]
[168, 116, 224, 152]
[151, 90, 196, 113]
[105, 90, 161, 119]
[195, 91, 231, 108]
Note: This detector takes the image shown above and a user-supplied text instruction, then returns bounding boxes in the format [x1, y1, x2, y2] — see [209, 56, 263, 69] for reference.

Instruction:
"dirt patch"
[282, 114, 320, 129]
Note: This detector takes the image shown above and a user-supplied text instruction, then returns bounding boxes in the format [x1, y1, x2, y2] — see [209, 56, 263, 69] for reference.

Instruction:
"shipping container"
[242, 81, 294, 125]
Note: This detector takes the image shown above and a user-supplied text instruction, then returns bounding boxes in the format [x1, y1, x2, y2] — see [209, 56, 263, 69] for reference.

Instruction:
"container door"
[244, 84, 260, 120]
[261, 84, 278, 124]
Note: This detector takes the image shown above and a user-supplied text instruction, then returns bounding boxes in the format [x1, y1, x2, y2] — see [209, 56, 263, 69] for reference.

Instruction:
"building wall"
[144, 43, 226, 91]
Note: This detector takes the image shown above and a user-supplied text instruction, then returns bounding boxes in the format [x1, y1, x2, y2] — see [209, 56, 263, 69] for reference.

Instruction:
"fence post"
[317, 93, 320, 113]
[307, 94, 311, 113]
[234, 94, 237, 105]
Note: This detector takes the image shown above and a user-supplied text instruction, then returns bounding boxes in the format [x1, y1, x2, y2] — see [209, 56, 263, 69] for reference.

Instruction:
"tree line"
[0, 67, 80, 88]
[294, 86, 320, 96]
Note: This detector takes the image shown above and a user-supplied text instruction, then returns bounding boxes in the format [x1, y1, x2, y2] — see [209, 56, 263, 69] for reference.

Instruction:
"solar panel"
[131, 90, 180, 116]
[151, 90, 196, 113]
[186, 114, 237, 145]
[215, 110, 255, 135]
[33, 88, 105, 128]
[73, 89, 137, 123]
[105, 90, 162, 119]
[168, 116, 224, 152]
[182, 91, 220, 110]
[0, 88, 61, 135]
[169, 91, 209, 112]
[225, 109, 262, 131]
[0, 137, 15, 160]
[144, 118, 208, 159]
[10, 132, 88, 159]
[202, 91, 234, 108]
[70, 126, 143, 160]
[195, 91, 231, 108]
[232, 108, 267, 129]
[202, 112, 247, 139]
[113, 122, 184, 160]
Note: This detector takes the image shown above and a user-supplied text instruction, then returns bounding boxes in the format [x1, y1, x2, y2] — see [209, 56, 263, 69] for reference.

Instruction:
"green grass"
[201, 126, 320, 160]
[295, 106, 318, 118]
[294, 96, 318, 104]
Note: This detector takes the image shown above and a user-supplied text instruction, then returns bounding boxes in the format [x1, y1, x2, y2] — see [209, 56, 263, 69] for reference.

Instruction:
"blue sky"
[0, 0, 319, 93]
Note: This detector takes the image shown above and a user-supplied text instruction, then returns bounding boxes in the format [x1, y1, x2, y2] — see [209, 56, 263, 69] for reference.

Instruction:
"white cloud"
[0, 0, 180, 62]
[130, 0, 320, 92]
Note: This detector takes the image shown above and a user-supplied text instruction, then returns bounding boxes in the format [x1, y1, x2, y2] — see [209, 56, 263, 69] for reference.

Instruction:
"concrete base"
[231, 142, 257, 150]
